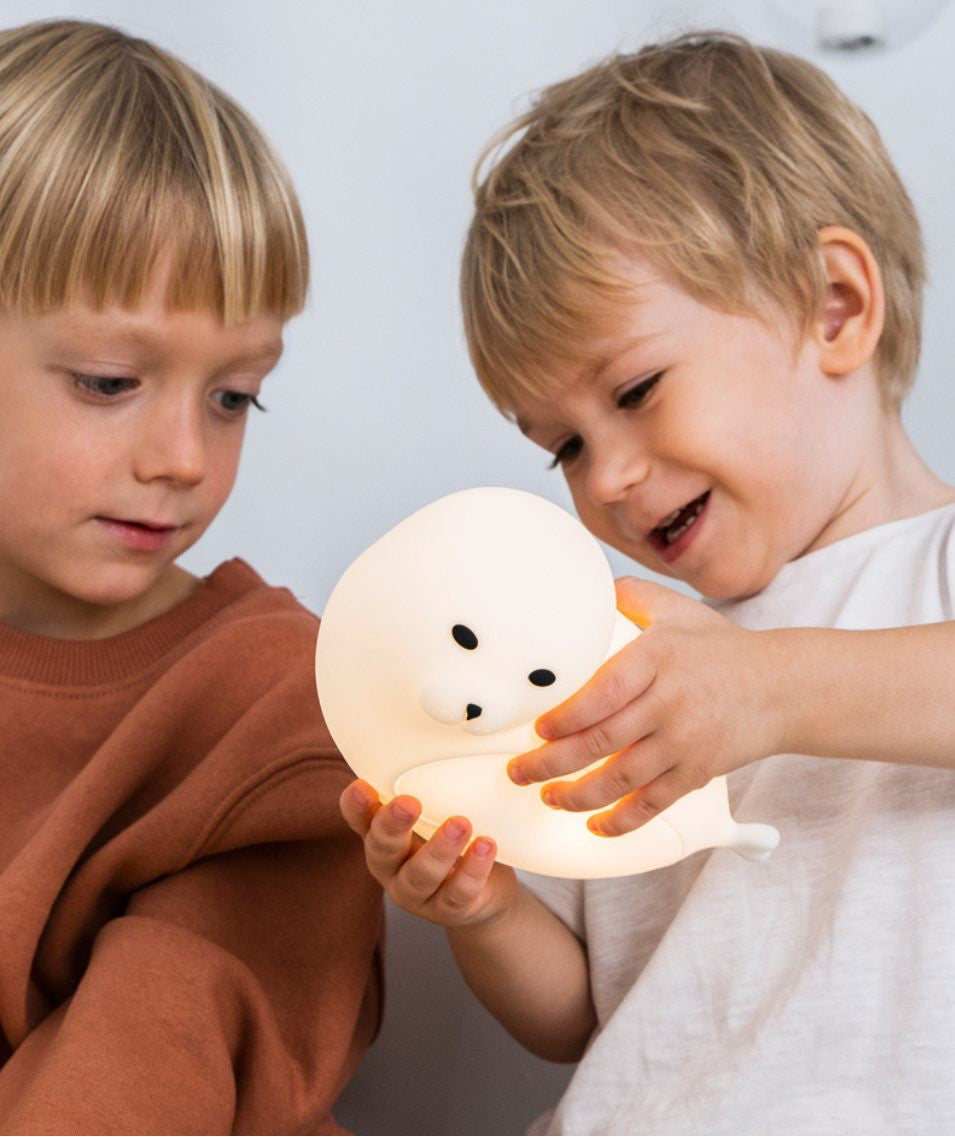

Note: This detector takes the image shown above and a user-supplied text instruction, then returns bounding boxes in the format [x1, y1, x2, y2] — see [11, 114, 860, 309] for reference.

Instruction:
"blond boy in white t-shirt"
[342, 31, 955, 1134]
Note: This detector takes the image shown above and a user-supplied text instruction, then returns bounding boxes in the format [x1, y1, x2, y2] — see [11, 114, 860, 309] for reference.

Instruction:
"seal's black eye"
[451, 624, 478, 650]
[528, 669, 556, 687]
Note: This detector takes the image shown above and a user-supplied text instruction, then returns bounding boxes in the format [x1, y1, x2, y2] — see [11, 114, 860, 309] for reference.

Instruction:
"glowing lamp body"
[316, 488, 779, 878]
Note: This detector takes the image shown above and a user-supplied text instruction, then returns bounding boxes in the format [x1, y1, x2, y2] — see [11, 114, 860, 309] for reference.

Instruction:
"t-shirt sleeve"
[0, 759, 383, 1136]
[941, 508, 955, 620]
[518, 869, 586, 941]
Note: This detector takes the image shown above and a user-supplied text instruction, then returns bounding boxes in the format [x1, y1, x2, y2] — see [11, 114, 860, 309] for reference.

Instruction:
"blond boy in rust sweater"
[0, 20, 380, 1134]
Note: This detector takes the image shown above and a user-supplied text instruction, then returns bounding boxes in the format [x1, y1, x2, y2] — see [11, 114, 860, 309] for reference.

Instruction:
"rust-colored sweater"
[0, 559, 382, 1135]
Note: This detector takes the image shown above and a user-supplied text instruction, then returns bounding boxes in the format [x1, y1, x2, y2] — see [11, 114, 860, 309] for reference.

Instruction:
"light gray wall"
[4, 1, 952, 1132]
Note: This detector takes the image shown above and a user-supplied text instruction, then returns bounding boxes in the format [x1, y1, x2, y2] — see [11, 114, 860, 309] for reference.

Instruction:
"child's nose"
[132, 399, 206, 487]
[584, 442, 650, 506]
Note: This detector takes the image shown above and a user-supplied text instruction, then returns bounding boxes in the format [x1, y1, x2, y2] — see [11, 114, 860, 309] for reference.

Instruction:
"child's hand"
[507, 578, 784, 837]
[339, 779, 518, 927]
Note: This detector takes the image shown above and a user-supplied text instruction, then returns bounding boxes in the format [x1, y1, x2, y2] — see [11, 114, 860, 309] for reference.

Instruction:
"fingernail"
[508, 763, 529, 786]
[444, 819, 467, 841]
[350, 782, 374, 808]
[472, 838, 494, 858]
[536, 720, 554, 740]
[587, 817, 607, 836]
[391, 801, 414, 824]
[541, 788, 560, 809]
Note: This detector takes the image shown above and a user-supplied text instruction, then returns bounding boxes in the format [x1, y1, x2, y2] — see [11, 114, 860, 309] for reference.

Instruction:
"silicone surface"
[315, 487, 779, 878]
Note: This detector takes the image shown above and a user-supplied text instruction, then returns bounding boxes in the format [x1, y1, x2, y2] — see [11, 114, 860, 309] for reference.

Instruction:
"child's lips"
[647, 491, 710, 560]
[95, 516, 180, 553]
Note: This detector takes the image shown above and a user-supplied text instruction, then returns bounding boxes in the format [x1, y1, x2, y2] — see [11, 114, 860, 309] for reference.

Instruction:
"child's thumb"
[614, 576, 692, 627]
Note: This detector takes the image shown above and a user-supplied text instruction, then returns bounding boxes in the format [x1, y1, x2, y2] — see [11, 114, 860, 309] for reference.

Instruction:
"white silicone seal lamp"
[315, 487, 779, 879]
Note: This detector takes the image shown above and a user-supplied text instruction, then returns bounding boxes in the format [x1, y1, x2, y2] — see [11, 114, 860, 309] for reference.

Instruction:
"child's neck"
[0, 564, 200, 641]
[815, 412, 955, 552]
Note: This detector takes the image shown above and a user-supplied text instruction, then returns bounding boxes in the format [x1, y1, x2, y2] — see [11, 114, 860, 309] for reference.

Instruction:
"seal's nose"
[466, 703, 482, 721]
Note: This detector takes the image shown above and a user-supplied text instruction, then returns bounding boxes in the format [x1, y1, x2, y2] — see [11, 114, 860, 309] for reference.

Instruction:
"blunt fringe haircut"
[0, 19, 308, 322]
[462, 32, 924, 411]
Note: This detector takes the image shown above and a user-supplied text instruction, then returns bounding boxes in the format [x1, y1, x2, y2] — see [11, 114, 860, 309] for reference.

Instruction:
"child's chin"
[69, 563, 173, 610]
[695, 566, 774, 603]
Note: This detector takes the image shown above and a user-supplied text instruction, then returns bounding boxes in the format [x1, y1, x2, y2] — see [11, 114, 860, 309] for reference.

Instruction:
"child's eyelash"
[548, 436, 583, 469]
[71, 373, 137, 398]
[618, 371, 663, 407]
[71, 374, 268, 416]
[214, 391, 267, 414]
[545, 372, 663, 469]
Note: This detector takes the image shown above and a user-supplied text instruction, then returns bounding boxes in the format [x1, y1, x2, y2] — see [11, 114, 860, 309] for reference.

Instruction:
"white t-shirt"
[524, 505, 955, 1136]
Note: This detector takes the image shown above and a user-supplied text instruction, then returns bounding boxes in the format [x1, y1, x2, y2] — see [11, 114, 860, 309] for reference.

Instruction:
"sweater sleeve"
[0, 761, 383, 1136]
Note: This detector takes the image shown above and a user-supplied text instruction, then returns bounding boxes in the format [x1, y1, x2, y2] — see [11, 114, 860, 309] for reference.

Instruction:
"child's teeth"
[662, 495, 706, 544]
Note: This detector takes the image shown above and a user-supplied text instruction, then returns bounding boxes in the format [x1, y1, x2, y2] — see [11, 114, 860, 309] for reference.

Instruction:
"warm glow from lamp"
[316, 488, 778, 878]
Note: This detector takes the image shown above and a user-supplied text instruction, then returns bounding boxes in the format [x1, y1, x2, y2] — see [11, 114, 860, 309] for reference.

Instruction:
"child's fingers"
[511, 687, 655, 786]
[428, 837, 498, 919]
[585, 764, 708, 837]
[532, 637, 656, 746]
[390, 816, 473, 907]
[538, 737, 674, 813]
[614, 576, 693, 627]
[362, 795, 423, 881]
[339, 778, 381, 836]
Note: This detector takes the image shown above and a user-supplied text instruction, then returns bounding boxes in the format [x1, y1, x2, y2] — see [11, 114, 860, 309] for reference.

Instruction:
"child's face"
[511, 258, 873, 601]
[0, 273, 284, 636]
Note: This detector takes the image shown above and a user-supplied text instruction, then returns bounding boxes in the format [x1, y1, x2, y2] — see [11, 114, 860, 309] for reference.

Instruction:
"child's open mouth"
[648, 491, 710, 557]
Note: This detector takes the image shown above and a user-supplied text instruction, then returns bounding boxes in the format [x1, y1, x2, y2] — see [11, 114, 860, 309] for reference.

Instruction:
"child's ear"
[813, 226, 885, 376]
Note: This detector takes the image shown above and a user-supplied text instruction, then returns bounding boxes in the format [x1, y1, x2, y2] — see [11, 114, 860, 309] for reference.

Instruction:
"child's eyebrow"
[223, 342, 285, 368]
[50, 315, 153, 349]
[45, 314, 177, 358]
[46, 314, 284, 369]
[586, 332, 663, 380]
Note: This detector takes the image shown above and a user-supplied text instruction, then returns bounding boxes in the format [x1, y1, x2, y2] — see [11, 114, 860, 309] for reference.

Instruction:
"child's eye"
[71, 373, 138, 399]
[548, 435, 583, 469]
[212, 391, 266, 416]
[618, 372, 663, 409]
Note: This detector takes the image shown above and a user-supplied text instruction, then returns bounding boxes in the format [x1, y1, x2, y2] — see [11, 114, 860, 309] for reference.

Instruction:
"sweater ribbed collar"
[0, 559, 264, 687]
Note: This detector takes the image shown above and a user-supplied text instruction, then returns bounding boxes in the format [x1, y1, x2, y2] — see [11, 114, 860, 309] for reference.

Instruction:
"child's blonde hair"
[462, 32, 923, 412]
[0, 19, 307, 322]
